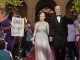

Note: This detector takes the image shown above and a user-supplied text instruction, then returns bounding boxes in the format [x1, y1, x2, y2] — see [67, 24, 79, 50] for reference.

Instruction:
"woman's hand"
[31, 37, 35, 45]
[76, 36, 80, 41]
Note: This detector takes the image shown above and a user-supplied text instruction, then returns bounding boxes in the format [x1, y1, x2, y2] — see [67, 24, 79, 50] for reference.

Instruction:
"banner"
[11, 17, 24, 37]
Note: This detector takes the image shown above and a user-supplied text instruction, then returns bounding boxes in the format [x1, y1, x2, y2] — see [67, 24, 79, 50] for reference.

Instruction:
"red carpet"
[25, 42, 56, 60]
[25, 49, 35, 60]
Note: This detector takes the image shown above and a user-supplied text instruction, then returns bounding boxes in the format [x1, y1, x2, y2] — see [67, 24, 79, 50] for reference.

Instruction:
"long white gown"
[35, 22, 54, 60]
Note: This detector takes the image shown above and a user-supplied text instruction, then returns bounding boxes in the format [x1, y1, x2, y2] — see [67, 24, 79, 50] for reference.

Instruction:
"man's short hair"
[0, 40, 7, 50]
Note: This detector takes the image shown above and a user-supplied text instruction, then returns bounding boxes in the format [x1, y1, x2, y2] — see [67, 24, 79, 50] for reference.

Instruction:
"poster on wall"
[11, 17, 24, 37]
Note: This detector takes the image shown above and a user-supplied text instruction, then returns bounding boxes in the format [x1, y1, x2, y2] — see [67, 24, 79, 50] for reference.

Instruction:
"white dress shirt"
[57, 16, 61, 23]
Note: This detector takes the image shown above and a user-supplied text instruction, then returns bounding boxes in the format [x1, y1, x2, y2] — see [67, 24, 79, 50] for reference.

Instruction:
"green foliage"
[0, 0, 23, 8]
[71, 0, 80, 13]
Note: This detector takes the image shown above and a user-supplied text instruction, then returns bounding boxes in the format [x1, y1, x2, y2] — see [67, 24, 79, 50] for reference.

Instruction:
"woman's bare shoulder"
[44, 21, 49, 25]
[35, 22, 40, 26]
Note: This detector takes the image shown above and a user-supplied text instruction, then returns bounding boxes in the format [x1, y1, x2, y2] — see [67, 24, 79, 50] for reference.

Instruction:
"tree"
[71, 0, 80, 13]
[0, 0, 23, 8]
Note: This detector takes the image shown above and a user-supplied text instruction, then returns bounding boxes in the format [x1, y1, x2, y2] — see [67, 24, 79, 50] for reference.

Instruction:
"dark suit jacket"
[49, 15, 68, 46]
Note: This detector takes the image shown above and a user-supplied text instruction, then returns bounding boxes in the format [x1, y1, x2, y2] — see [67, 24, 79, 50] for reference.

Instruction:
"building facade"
[6, 0, 72, 25]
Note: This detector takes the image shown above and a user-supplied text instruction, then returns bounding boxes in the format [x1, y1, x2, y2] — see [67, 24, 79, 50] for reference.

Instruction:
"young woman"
[32, 12, 54, 60]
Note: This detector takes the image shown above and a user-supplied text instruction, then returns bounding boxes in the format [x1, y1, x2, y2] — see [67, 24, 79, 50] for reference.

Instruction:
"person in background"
[21, 20, 33, 59]
[72, 12, 77, 21]
[9, 11, 22, 59]
[67, 19, 78, 60]
[0, 8, 14, 52]
[74, 13, 80, 60]
[0, 40, 13, 60]
[26, 23, 33, 53]
[20, 17, 28, 59]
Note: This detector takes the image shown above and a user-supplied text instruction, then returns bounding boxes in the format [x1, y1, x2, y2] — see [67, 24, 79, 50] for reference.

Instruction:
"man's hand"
[49, 37, 53, 42]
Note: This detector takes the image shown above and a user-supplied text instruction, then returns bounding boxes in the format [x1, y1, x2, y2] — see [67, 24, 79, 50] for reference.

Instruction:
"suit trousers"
[53, 34, 67, 60]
